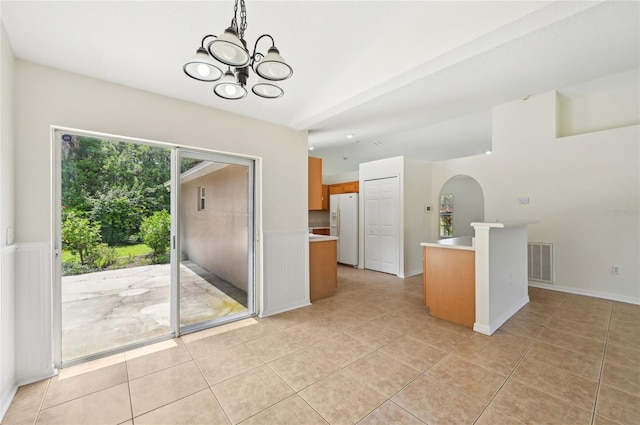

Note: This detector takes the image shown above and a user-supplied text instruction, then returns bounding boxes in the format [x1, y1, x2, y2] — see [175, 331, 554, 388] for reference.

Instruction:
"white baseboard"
[16, 366, 57, 387]
[529, 281, 640, 305]
[0, 381, 18, 422]
[260, 300, 311, 318]
[474, 295, 530, 336]
[403, 269, 422, 278]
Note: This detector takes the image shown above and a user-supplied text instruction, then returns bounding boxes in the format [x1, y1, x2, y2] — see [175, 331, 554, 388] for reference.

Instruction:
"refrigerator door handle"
[337, 208, 340, 237]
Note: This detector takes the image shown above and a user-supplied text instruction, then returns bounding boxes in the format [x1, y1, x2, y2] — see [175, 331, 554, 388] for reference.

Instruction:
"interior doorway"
[363, 177, 399, 274]
[438, 175, 484, 239]
[53, 130, 255, 366]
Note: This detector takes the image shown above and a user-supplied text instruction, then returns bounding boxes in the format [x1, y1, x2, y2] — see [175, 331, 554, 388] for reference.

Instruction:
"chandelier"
[183, 0, 293, 100]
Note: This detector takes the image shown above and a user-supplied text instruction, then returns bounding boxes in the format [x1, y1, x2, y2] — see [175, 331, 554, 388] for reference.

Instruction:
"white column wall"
[432, 90, 640, 303]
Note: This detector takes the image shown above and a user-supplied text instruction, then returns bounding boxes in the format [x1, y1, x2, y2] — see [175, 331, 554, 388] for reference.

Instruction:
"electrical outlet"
[611, 266, 620, 275]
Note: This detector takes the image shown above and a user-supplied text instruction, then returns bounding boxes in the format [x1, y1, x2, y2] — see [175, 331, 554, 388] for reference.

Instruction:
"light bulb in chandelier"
[183, 47, 223, 82]
[213, 69, 247, 100]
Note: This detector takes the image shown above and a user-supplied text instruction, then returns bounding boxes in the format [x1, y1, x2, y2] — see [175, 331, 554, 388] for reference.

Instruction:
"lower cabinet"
[423, 246, 475, 328]
[309, 240, 337, 301]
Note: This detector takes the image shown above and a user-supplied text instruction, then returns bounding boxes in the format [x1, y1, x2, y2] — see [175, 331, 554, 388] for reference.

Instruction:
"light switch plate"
[518, 197, 530, 204]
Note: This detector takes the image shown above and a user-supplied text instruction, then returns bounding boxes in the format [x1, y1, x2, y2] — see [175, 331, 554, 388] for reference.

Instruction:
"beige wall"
[0, 23, 14, 247]
[181, 165, 248, 291]
[13, 60, 308, 244]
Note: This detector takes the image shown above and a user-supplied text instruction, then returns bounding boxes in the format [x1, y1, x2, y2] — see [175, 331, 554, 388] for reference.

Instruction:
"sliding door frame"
[51, 126, 258, 368]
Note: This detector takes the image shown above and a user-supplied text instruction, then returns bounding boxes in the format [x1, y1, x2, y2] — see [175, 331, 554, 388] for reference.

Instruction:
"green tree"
[61, 135, 172, 245]
[61, 210, 101, 265]
[90, 186, 145, 245]
[139, 210, 171, 259]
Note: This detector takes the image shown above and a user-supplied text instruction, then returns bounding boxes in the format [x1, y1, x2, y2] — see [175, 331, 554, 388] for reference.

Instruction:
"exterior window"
[198, 187, 205, 211]
[439, 194, 453, 237]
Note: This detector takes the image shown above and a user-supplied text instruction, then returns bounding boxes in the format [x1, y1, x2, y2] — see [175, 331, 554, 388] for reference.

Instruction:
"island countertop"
[420, 236, 474, 251]
[309, 235, 339, 243]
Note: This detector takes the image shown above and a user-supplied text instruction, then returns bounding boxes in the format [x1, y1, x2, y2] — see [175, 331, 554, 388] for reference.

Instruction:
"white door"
[364, 177, 399, 274]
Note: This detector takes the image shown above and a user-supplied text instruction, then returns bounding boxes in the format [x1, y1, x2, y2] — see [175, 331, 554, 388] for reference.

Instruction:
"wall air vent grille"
[528, 242, 554, 284]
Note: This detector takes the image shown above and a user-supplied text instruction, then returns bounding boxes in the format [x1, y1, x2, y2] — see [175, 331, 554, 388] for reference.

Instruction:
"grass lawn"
[62, 244, 153, 263]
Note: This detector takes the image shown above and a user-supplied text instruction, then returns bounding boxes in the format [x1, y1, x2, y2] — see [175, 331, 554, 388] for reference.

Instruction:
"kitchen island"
[421, 221, 537, 335]
[421, 236, 475, 328]
[309, 235, 338, 301]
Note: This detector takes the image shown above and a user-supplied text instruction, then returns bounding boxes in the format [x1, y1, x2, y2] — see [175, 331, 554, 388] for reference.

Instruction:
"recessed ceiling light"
[347, 134, 355, 139]
[309, 146, 314, 151]
[485, 150, 492, 155]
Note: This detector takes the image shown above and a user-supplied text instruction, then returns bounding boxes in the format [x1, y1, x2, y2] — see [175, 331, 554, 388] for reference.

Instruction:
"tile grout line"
[470, 296, 563, 424]
[33, 377, 51, 425]
[124, 359, 134, 424]
[589, 302, 614, 425]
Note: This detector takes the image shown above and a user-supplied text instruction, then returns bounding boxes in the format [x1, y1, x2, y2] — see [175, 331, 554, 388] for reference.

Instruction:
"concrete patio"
[62, 263, 248, 361]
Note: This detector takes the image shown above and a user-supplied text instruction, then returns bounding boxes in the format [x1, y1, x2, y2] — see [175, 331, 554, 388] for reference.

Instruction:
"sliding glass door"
[54, 130, 255, 366]
[177, 149, 254, 333]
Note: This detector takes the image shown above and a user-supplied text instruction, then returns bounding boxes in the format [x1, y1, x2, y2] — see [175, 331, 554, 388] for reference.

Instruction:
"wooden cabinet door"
[321, 185, 329, 210]
[343, 181, 357, 193]
[308, 157, 322, 210]
[329, 184, 344, 195]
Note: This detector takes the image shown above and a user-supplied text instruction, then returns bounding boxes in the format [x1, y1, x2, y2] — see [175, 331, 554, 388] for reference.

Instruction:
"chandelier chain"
[239, 0, 247, 40]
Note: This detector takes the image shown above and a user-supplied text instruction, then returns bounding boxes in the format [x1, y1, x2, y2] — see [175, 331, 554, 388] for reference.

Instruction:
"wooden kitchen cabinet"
[312, 228, 330, 235]
[321, 185, 329, 210]
[328, 181, 359, 195]
[308, 157, 323, 210]
[309, 239, 338, 301]
[423, 246, 475, 328]
[329, 184, 344, 195]
[343, 181, 358, 193]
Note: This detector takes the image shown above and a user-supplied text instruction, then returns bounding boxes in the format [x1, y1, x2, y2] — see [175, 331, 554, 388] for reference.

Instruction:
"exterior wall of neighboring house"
[181, 164, 248, 292]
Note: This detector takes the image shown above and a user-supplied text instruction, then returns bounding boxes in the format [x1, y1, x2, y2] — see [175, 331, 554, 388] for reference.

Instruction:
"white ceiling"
[1, 1, 639, 175]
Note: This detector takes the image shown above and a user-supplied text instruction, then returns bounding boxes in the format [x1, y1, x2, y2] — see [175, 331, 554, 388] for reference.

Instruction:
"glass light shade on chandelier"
[183, 0, 293, 100]
[252, 78, 284, 99]
[183, 47, 223, 81]
[255, 47, 292, 81]
[214, 69, 248, 100]
[208, 27, 250, 67]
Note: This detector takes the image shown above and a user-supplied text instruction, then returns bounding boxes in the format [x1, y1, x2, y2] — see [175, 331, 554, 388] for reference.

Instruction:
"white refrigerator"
[330, 193, 358, 266]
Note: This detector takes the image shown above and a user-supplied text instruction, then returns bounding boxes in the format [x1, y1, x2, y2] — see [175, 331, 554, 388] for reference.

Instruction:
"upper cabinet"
[329, 181, 359, 195]
[321, 185, 329, 211]
[308, 157, 323, 210]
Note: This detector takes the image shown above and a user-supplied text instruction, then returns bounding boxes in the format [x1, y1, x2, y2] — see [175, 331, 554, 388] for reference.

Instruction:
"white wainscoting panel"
[15, 243, 55, 384]
[261, 231, 310, 317]
[1, 245, 17, 420]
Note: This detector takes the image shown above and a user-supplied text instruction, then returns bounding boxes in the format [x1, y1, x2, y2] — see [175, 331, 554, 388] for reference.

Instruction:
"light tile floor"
[3, 266, 639, 425]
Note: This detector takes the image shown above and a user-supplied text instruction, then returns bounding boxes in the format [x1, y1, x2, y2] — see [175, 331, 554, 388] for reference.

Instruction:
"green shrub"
[62, 262, 94, 276]
[61, 210, 101, 265]
[153, 252, 170, 264]
[139, 210, 171, 258]
[87, 243, 118, 269]
[90, 186, 145, 246]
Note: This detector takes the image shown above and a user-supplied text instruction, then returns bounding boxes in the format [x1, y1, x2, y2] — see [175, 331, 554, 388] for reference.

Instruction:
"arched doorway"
[438, 175, 484, 239]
